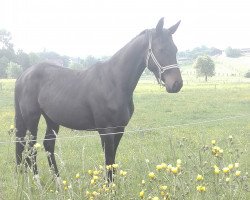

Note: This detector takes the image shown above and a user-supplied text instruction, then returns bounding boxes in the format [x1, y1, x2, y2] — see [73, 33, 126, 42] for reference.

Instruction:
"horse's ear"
[168, 20, 181, 35]
[156, 17, 164, 34]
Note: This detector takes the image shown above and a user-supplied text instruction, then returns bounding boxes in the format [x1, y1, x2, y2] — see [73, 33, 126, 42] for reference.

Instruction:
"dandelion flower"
[92, 191, 99, 197]
[196, 185, 206, 192]
[34, 143, 41, 149]
[10, 125, 15, 130]
[93, 175, 99, 180]
[139, 191, 144, 198]
[152, 196, 159, 200]
[222, 167, 230, 173]
[235, 170, 241, 176]
[196, 174, 204, 181]
[93, 170, 100, 175]
[156, 164, 163, 171]
[171, 167, 178, 174]
[88, 170, 93, 175]
[211, 140, 216, 145]
[228, 164, 234, 170]
[63, 180, 67, 185]
[235, 163, 239, 168]
[214, 167, 220, 174]
[106, 165, 112, 170]
[75, 173, 80, 179]
[148, 172, 156, 179]
[119, 170, 127, 176]
[160, 185, 168, 191]
[90, 179, 95, 185]
[112, 164, 119, 169]
[161, 163, 167, 169]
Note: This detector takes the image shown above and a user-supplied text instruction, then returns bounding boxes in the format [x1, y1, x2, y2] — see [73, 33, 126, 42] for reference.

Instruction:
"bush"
[244, 71, 250, 78]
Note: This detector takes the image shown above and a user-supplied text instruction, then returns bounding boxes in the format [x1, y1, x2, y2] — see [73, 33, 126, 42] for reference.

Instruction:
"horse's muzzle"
[166, 80, 183, 93]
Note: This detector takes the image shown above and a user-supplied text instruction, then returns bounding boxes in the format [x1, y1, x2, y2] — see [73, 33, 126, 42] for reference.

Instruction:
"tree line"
[0, 29, 103, 78]
[0, 29, 246, 79]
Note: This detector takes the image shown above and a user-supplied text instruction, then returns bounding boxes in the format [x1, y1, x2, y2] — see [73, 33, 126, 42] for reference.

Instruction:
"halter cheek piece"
[145, 32, 179, 85]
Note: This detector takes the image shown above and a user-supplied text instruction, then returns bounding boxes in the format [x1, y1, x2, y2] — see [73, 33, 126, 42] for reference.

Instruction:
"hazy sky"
[1, 0, 250, 57]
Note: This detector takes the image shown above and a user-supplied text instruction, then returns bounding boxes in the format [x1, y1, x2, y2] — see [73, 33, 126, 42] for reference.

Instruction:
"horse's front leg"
[99, 131, 115, 182]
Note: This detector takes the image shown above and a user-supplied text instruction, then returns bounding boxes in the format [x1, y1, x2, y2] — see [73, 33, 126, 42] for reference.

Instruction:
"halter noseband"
[146, 31, 179, 85]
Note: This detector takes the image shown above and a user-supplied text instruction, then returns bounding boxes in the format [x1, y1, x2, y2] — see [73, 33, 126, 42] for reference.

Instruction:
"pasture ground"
[0, 78, 249, 199]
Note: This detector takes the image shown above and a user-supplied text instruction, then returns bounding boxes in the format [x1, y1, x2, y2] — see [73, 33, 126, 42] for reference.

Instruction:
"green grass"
[0, 79, 249, 199]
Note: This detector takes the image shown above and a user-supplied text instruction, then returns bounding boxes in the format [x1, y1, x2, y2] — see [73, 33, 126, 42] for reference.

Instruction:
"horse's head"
[146, 18, 183, 93]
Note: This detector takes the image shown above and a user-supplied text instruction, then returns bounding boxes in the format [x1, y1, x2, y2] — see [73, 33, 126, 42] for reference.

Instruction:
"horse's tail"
[14, 82, 27, 165]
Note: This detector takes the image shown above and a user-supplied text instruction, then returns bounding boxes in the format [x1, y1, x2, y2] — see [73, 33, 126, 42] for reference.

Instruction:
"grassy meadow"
[0, 77, 249, 199]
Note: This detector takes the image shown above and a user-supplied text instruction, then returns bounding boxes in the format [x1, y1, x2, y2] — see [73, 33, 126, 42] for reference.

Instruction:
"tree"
[0, 56, 9, 78]
[0, 29, 15, 61]
[6, 62, 22, 78]
[16, 50, 30, 71]
[225, 47, 241, 58]
[193, 55, 215, 81]
[245, 71, 250, 78]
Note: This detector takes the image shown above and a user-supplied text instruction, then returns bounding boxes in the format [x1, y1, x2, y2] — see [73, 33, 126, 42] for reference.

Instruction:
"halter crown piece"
[146, 31, 179, 85]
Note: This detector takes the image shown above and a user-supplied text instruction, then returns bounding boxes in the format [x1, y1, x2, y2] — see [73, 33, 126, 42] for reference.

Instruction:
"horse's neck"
[108, 34, 147, 95]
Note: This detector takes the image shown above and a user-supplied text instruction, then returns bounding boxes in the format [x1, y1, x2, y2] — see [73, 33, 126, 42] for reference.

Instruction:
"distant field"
[180, 55, 250, 83]
[0, 79, 249, 199]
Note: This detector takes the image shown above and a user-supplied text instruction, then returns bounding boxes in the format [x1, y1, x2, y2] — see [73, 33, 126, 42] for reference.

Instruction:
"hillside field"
[0, 77, 249, 199]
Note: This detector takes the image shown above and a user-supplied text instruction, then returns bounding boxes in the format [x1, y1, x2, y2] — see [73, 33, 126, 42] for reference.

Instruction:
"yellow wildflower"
[88, 170, 93, 175]
[222, 167, 230, 173]
[214, 167, 220, 174]
[152, 197, 159, 200]
[235, 170, 241, 176]
[106, 165, 112, 170]
[112, 164, 119, 169]
[171, 167, 178, 174]
[10, 125, 15, 130]
[211, 140, 216, 145]
[177, 159, 182, 165]
[34, 143, 41, 149]
[196, 185, 206, 192]
[141, 180, 145, 185]
[235, 163, 240, 168]
[156, 164, 163, 171]
[93, 170, 100, 175]
[228, 135, 233, 140]
[139, 190, 145, 198]
[75, 173, 80, 179]
[93, 175, 99, 180]
[148, 172, 156, 179]
[63, 180, 67, 185]
[196, 174, 204, 181]
[92, 191, 99, 197]
[228, 164, 234, 170]
[119, 170, 127, 176]
[161, 163, 167, 169]
[90, 179, 95, 185]
[225, 177, 230, 182]
[160, 185, 168, 191]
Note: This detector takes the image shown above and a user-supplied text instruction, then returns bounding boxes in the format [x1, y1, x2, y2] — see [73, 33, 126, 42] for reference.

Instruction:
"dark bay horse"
[14, 18, 183, 181]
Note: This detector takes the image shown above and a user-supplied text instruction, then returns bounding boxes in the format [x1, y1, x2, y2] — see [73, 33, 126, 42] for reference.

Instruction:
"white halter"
[146, 32, 179, 85]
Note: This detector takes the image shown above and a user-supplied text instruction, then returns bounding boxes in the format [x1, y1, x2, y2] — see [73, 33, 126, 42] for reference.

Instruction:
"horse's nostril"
[171, 80, 183, 93]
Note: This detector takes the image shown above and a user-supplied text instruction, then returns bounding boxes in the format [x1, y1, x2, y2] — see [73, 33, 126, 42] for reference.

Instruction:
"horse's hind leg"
[15, 99, 40, 176]
[42, 113, 60, 177]
[15, 107, 27, 168]
[19, 110, 41, 175]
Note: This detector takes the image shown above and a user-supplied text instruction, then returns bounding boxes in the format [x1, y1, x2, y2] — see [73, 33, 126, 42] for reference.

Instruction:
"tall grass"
[0, 79, 249, 199]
